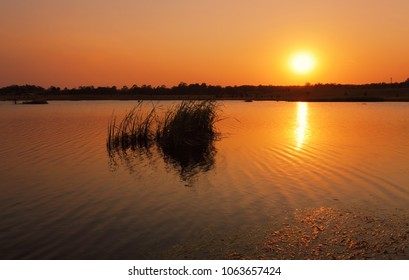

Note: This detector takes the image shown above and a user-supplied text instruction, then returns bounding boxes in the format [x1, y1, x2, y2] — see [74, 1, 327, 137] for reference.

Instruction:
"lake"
[1, 101, 408, 259]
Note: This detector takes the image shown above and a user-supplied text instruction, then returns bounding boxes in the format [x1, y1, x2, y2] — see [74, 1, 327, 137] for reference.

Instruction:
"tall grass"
[155, 101, 219, 150]
[107, 101, 220, 183]
[107, 102, 156, 151]
[107, 101, 220, 153]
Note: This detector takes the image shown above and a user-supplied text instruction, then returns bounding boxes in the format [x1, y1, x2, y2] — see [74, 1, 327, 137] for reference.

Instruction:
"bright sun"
[290, 52, 316, 74]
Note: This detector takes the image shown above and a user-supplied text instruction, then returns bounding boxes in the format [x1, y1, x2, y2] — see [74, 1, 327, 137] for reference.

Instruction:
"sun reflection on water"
[295, 102, 309, 149]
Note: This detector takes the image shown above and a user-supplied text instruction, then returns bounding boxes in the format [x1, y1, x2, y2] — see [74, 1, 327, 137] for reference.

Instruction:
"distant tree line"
[1, 79, 409, 98]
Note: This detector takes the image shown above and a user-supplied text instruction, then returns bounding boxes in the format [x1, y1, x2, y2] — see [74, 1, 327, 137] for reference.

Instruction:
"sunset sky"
[1, 0, 409, 88]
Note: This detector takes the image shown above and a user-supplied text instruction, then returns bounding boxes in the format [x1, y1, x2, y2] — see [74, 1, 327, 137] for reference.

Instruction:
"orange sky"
[1, 0, 409, 87]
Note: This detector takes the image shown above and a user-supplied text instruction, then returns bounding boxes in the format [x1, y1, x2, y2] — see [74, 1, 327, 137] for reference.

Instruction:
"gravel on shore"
[157, 207, 409, 260]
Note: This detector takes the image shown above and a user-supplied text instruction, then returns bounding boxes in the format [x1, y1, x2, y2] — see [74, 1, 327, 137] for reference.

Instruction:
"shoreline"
[154, 206, 409, 260]
[1, 86, 409, 102]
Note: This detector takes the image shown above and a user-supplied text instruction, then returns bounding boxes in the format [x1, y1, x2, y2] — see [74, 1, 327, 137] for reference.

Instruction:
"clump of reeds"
[107, 101, 220, 153]
[155, 101, 219, 150]
[107, 103, 156, 151]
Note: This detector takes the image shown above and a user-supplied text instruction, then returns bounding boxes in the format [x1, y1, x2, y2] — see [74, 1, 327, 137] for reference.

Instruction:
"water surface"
[0, 101, 408, 259]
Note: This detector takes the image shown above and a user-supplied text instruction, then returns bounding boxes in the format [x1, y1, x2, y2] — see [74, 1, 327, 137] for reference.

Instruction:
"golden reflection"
[295, 102, 308, 149]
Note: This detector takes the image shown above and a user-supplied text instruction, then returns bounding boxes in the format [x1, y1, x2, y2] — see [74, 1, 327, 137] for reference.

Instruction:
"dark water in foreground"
[0, 101, 408, 259]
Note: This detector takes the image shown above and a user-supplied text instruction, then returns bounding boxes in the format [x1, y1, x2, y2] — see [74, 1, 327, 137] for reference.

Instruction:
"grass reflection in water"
[107, 101, 220, 184]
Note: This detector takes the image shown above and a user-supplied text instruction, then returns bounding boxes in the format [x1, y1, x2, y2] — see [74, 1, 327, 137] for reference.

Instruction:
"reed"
[107, 103, 156, 151]
[107, 101, 220, 152]
[155, 101, 219, 150]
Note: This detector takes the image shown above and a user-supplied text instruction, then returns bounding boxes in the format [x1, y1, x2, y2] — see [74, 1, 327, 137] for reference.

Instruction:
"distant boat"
[244, 99, 253, 102]
[20, 100, 48, 105]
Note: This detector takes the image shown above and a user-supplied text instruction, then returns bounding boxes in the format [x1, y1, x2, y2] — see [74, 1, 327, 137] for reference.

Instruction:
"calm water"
[1, 101, 408, 259]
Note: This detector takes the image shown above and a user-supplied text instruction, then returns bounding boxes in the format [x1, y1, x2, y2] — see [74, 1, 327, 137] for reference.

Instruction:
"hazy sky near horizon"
[1, 0, 409, 87]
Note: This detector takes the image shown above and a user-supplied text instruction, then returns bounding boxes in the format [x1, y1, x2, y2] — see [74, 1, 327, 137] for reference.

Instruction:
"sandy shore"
[155, 207, 409, 260]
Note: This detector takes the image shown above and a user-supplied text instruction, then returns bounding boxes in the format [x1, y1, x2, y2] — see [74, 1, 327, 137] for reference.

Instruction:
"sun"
[290, 52, 316, 74]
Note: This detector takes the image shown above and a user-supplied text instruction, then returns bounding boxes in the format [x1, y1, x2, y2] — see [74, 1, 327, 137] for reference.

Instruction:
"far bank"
[1, 84, 409, 102]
